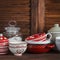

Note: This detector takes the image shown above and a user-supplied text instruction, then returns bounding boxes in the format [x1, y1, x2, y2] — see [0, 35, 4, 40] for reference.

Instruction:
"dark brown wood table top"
[0, 52, 60, 60]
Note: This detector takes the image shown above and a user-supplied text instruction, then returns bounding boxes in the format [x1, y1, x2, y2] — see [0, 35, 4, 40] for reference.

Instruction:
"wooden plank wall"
[0, 0, 30, 39]
[0, 0, 60, 38]
[45, 0, 60, 32]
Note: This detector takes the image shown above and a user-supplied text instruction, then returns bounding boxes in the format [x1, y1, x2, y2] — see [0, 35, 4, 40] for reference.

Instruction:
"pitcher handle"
[46, 33, 52, 40]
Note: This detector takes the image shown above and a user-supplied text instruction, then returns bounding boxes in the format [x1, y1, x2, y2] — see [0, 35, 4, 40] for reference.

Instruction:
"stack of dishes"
[25, 33, 55, 53]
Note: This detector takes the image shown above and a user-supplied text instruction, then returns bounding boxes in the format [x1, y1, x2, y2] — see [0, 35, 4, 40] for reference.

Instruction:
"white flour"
[8, 36, 22, 42]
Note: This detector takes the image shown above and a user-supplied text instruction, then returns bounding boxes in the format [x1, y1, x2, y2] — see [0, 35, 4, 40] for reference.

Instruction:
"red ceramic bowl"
[27, 44, 55, 53]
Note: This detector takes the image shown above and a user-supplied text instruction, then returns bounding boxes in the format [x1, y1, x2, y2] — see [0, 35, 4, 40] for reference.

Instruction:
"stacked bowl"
[25, 33, 55, 53]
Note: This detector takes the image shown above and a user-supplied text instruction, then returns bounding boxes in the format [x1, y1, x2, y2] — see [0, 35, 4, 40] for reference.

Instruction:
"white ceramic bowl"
[9, 41, 27, 56]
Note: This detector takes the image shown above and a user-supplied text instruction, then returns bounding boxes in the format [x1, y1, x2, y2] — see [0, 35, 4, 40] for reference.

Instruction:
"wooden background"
[0, 0, 60, 39]
[45, 0, 60, 32]
[0, 0, 31, 39]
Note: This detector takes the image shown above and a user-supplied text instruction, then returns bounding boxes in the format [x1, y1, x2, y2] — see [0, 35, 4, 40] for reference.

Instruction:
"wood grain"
[0, 53, 60, 60]
[0, 0, 30, 38]
[45, 0, 60, 32]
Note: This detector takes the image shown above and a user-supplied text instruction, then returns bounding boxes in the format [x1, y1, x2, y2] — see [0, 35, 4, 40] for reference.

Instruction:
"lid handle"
[8, 20, 16, 27]
[54, 24, 59, 27]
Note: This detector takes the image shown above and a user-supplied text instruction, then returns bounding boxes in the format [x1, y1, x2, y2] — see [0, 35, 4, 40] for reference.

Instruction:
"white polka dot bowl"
[9, 41, 27, 56]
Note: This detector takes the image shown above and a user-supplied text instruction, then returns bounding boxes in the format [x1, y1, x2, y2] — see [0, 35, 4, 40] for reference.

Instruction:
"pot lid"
[5, 20, 20, 31]
[0, 34, 8, 43]
[5, 26, 20, 31]
[48, 24, 60, 33]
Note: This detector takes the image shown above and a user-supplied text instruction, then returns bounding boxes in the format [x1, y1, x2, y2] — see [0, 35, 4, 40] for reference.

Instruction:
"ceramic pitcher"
[48, 24, 60, 41]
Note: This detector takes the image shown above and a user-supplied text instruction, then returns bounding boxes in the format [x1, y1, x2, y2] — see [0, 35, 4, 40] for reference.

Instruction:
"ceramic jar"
[4, 20, 20, 38]
[48, 24, 60, 42]
[0, 34, 8, 54]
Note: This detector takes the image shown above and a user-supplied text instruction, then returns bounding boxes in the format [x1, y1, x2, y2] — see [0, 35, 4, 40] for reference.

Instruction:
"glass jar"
[4, 20, 22, 39]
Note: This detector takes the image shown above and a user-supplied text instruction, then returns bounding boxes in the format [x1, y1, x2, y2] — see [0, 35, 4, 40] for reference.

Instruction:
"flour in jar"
[8, 35, 22, 42]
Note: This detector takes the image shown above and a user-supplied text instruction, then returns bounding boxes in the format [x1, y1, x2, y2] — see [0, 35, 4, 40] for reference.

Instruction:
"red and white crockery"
[0, 34, 8, 54]
[25, 33, 54, 53]
[9, 41, 27, 56]
[25, 33, 52, 44]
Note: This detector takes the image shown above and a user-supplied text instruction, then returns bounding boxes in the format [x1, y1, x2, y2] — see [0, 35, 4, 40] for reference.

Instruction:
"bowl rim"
[9, 41, 27, 44]
[25, 40, 51, 44]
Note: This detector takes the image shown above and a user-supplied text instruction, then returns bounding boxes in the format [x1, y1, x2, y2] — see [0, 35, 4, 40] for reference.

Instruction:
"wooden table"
[0, 52, 60, 60]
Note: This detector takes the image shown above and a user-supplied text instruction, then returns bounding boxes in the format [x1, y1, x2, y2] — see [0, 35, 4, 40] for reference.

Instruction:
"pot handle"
[46, 33, 52, 40]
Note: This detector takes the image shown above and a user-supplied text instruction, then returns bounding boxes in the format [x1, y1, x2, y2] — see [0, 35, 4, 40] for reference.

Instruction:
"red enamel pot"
[27, 44, 55, 53]
[25, 33, 54, 53]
